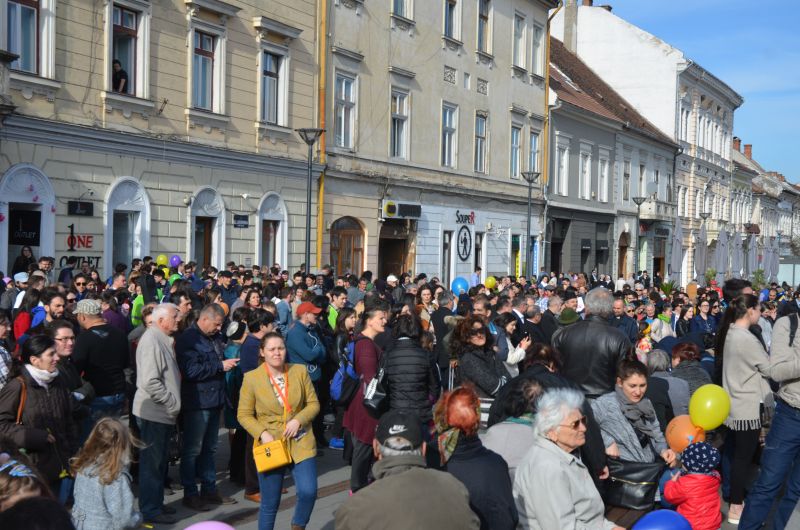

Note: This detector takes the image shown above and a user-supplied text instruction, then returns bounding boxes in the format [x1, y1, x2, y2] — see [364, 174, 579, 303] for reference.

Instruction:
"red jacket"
[664, 472, 722, 530]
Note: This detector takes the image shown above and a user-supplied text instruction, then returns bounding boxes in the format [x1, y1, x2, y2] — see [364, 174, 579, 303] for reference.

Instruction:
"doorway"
[261, 220, 278, 267]
[378, 220, 408, 279]
[8, 204, 42, 274]
[618, 232, 630, 279]
[330, 216, 364, 276]
[550, 241, 563, 275]
[112, 211, 139, 272]
[194, 217, 214, 268]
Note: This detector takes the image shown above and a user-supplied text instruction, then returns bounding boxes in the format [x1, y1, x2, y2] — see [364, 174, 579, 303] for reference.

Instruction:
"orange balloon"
[666, 415, 706, 453]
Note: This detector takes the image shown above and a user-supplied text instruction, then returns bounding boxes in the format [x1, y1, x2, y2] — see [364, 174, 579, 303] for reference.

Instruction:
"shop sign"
[9, 210, 40, 246]
[580, 238, 592, 251]
[596, 240, 609, 251]
[233, 214, 249, 228]
[655, 228, 670, 237]
[68, 201, 94, 217]
[66, 224, 94, 251]
[455, 210, 475, 225]
[457, 225, 472, 261]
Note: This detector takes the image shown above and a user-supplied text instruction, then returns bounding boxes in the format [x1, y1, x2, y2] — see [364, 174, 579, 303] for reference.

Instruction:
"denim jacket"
[176, 324, 226, 410]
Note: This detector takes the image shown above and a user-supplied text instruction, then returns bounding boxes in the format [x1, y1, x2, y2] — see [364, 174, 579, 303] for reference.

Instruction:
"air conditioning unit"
[382, 200, 422, 219]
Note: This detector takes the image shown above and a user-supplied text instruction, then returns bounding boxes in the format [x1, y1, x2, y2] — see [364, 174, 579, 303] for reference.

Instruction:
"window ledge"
[329, 145, 356, 155]
[476, 50, 494, 65]
[9, 71, 61, 102]
[511, 65, 528, 78]
[442, 35, 463, 51]
[390, 13, 415, 32]
[102, 91, 155, 119]
[255, 121, 292, 140]
[529, 72, 545, 83]
[185, 108, 230, 132]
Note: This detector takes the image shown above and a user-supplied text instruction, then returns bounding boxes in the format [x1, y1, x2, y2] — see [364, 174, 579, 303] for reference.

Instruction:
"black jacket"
[521, 320, 547, 345]
[609, 314, 638, 344]
[539, 310, 559, 344]
[675, 318, 691, 338]
[459, 347, 510, 398]
[430, 306, 452, 368]
[551, 314, 632, 398]
[644, 376, 673, 432]
[384, 338, 440, 422]
[445, 435, 518, 530]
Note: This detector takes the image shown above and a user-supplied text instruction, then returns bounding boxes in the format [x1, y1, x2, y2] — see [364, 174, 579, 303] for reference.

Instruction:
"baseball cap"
[296, 301, 322, 317]
[13, 272, 28, 283]
[375, 410, 423, 448]
[218, 270, 233, 278]
[386, 274, 399, 283]
[74, 299, 102, 316]
[30, 270, 46, 279]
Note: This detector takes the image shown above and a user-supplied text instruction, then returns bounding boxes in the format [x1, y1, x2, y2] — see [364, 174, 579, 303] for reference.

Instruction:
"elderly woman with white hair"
[513, 388, 623, 530]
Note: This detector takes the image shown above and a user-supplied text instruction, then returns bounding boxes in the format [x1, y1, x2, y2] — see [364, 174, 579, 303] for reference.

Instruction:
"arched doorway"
[188, 187, 226, 269]
[256, 192, 288, 269]
[618, 231, 630, 278]
[104, 177, 151, 277]
[330, 216, 364, 276]
[0, 164, 56, 274]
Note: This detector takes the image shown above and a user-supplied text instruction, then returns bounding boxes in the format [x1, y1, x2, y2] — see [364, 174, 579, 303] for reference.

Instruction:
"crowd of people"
[0, 245, 798, 530]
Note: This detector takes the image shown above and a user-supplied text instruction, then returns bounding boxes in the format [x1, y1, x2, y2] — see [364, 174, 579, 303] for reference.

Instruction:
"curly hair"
[451, 315, 494, 358]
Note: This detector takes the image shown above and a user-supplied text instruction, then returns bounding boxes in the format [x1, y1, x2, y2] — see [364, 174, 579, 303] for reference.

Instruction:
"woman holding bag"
[237, 332, 320, 530]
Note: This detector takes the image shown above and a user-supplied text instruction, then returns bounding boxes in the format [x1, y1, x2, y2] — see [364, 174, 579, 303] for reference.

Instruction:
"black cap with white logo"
[375, 410, 423, 448]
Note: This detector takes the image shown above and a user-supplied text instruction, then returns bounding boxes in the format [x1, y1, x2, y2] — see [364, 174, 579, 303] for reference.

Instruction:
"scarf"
[435, 399, 481, 465]
[25, 364, 59, 386]
[614, 385, 661, 443]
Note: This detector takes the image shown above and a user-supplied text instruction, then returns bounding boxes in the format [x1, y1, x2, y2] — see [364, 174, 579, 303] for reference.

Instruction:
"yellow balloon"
[485, 276, 497, 289]
[156, 254, 168, 266]
[162, 267, 170, 278]
[689, 384, 731, 431]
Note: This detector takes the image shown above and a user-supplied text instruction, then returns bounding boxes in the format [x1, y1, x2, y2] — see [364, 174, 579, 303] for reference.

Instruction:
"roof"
[549, 38, 676, 148]
[732, 148, 765, 174]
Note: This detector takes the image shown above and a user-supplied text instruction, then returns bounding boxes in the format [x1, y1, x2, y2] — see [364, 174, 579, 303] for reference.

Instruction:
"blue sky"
[605, 1, 800, 183]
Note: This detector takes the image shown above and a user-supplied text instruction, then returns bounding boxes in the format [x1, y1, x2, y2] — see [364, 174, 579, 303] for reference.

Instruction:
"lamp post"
[521, 171, 540, 278]
[632, 196, 646, 276]
[699, 211, 710, 284]
[295, 127, 325, 273]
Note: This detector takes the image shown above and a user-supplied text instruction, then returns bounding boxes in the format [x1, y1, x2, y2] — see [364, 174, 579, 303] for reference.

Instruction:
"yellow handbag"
[252, 368, 294, 473]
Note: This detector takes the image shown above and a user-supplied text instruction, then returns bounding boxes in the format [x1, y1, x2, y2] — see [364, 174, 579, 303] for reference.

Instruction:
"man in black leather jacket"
[552, 287, 632, 399]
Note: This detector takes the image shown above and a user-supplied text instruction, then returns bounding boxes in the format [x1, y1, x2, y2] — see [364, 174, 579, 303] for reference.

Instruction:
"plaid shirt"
[0, 346, 12, 390]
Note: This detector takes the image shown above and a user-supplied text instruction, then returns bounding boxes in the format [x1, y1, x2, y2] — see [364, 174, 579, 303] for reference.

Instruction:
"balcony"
[638, 198, 677, 223]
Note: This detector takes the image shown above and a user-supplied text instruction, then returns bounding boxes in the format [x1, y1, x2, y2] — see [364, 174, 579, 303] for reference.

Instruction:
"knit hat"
[681, 442, 720, 474]
[74, 299, 102, 316]
[558, 308, 580, 325]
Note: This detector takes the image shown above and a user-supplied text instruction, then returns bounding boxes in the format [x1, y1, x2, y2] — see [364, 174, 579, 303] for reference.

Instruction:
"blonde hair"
[70, 418, 141, 485]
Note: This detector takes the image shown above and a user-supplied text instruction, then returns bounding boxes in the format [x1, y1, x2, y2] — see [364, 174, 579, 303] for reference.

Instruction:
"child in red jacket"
[664, 441, 722, 530]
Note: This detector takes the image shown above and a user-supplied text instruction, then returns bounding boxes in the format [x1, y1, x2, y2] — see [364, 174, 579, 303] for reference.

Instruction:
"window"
[623, 160, 631, 201]
[334, 73, 356, 148]
[555, 145, 569, 196]
[442, 230, 453, 289]
[510, 125, 521, 179]
[531, 24, 544, 75]
[192, 31, 214, 110]
[444, 0, 457, 39]
[112, 5, 137, 94]
[393, 0, 409, 18]
[579, 151, 591, 199]
[513, 14, 525, 68]
[330, 216, 364, 276]
[390, 90, 408, 159]
[474, 113, 487, 173]
[477, 0, 490, 53]
[528, 131, 539, 172]
[638, 164, 646, 195]
[7, 0, 38, 73]
[598, 157, 609, 203]
[441, 103, 457, 168]
[654, 169, 660, 185]
[261, 52, 280, 124]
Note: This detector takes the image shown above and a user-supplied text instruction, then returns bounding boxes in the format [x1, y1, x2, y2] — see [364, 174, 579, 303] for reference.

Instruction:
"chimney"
[744, 144, 752, 159]
[732, 137, 741, 152]
[582, 0, 593, 5]
[564, 0, 578, 53]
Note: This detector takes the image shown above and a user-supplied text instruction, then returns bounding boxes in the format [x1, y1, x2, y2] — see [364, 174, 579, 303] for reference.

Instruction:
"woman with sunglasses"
[514, 388, 624, 530]
[453, 316, 510, 398]
[591, 358, 676, 467]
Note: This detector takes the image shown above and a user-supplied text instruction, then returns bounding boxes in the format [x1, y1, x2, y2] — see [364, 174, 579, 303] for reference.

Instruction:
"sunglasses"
[55, 336, 76, 342]
[560, 416, 587, 430]
[469, 328, 486, 336]
[625, 309, 635, 314]
[75, 282, 86, 286]
[66, 298, 77, 303]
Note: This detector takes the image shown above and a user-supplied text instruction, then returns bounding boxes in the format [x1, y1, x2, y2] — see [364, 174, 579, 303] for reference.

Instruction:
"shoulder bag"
[252, 365, 293, 473]
[362, 342, 389, 419]
[604, 456, 664, 511]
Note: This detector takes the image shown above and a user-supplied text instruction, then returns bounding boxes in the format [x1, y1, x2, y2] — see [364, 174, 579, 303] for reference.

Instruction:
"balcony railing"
[639, 199, 677, 223]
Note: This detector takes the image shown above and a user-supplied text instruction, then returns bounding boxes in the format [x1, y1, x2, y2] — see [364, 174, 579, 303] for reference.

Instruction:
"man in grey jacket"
[132, 303, 181, 525]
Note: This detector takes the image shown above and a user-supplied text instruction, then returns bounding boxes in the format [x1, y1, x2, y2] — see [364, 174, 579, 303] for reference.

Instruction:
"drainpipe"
[540, 2, 562, 272]
[315, 0, 329, 269]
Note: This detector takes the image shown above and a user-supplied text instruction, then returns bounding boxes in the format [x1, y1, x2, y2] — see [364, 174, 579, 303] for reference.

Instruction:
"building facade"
[0, 0, 322, 276]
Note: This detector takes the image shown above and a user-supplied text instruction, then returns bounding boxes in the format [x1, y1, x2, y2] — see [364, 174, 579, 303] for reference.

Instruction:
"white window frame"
[474, 112, 487, 173]
[257, 44, 289, 127]
[392, 0, 412, 20]
[579, 143, 592, 200]
[512, 13, 526, 69]
[2, 0, 56, 78]
[333, 71, 357, 149]
[598, 152, 609, 203]
[528, 130, 539, 172]
[555, 135, 570, 197]
[510, 124, 522, 179]
[187, 18, 227, 115]
[476, 0, 491, 54]
[638, 163, 646, 196]
[103, 0, 151, 99]
[623, 159, 631, 201]
[389, 88, 409, 159]
[531, 22, 544, 76]
[443, 0, 461, 41]
[441, 102, 458, 168]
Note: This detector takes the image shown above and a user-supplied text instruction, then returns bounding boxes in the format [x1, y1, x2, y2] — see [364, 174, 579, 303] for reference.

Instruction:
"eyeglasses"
[66, 298, 77, 303]
[75, 282, 86, 286]
[55, 336, 76, 342]
[625, 309, 635, 314]
[560, 416, 587, 430]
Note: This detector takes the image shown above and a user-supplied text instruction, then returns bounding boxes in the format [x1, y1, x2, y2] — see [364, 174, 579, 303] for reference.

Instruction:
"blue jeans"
[257, 457, 317, 530]
[136, 416, 172, 519]
[740, 400, 800, 530]
[180, 407, 221, 497]
[82, 393, 125, 441]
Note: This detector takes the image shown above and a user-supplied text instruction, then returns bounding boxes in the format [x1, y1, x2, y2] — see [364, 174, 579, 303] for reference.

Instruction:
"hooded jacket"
[663, 472, 722, 530]
[384, 337, 440, 422]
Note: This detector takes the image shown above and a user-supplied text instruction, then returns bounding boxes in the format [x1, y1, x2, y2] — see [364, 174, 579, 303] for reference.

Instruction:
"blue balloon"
[632, 510, 691, 530]
[451, 277, 469, 295]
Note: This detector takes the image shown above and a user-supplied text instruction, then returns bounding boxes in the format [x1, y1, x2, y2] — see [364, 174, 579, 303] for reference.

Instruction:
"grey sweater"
[770, 315, 800, 409]
[723, 323, 773, 430]
[71, 466, 141, 530]
[132, 326, 181, 425]
[591, 392, 668, 463]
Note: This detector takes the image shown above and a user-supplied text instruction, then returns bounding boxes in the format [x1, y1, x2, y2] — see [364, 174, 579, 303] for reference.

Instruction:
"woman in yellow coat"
[238, 331, 320, 530]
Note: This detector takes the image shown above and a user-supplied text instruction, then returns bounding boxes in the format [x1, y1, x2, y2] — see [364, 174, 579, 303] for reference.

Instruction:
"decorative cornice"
[388, 66, 415, 79]
[509, 104, 528, 116]
[476, 50, 494, 68]
[185, 0, 240, 25]
[252, 16, 302, 45]
[9, 72, 61, 102]
[331, 46, 364, 63]
[185, 108, 229, 133]
[390, 13, 415, 33]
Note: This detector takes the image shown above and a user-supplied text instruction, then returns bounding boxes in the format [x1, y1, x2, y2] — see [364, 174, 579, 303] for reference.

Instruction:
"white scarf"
[25, 364, 59, 387]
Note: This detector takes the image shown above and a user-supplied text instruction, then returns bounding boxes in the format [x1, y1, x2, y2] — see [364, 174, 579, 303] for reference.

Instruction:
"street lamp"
[521, 171, 540, 278]
[632, 196, 646, 275]
[295, 127, 325, 273]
